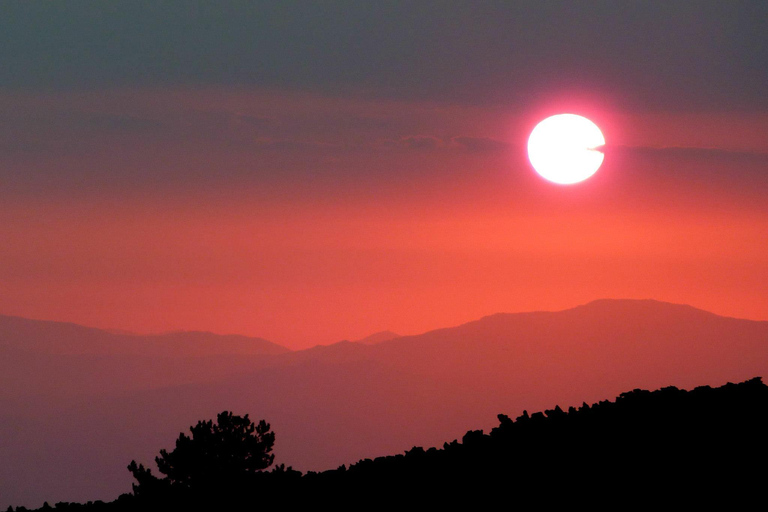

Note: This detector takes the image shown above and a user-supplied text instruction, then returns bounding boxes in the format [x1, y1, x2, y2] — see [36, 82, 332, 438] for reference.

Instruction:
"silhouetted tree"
[25, 378, 768, 511]
[129, 411, 275, 493]
[126, 460, 169, 498]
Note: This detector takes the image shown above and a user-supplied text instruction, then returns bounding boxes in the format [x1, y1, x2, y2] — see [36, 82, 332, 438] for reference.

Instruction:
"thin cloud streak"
[606, 144, 768, 163]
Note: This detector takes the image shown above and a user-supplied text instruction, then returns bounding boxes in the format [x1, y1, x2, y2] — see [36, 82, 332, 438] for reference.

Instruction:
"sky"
[1, 2, 767, 349]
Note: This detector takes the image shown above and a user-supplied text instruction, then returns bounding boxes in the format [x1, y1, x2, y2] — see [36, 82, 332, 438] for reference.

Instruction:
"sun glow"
[527, 114, 605, 185]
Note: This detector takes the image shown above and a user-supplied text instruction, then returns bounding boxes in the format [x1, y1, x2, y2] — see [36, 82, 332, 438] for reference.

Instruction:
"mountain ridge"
[0, 313, 290, 357]
[3, 298, 768, 508]
[3, 298, 764, 356]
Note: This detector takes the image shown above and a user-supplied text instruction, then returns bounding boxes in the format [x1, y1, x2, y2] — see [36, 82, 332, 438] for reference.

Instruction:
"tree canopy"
[129, 411, 275, 492]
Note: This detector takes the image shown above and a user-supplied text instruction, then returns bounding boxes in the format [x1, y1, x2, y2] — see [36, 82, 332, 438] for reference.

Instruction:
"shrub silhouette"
[129, 411, 275, 493]
[19, 378, 768, 510]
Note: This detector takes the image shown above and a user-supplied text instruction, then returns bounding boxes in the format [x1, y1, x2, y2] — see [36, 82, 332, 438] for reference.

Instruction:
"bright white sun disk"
[527, 114, 605, 185]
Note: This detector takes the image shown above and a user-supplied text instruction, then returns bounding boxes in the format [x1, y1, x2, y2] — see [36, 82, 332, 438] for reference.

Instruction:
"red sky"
[5, 5, 768, 511]
[2, 3, 768, 349]
[2, 88, 767, 349]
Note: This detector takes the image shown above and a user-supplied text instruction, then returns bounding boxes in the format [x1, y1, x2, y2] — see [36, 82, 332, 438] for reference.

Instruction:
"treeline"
[13, 377, 768, 511]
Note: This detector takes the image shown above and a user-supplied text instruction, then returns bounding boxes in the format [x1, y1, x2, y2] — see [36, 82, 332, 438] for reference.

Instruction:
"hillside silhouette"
[4, 299, 768, 507]
[10, 377, 768, 511]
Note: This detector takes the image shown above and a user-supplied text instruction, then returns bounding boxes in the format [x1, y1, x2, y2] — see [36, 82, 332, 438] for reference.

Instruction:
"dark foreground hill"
[4, 299, 768, 508]
[14, 377, 768, 511]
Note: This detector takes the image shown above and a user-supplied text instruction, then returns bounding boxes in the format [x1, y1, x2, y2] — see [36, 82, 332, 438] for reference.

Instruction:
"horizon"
[3, 296, 766, 351]
[2, 3, 768, 349]
[2, 3, 768, 509]
[5, 295, 768, 509]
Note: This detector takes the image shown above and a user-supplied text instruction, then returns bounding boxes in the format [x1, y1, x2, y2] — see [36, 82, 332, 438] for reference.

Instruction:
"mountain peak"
[352, 331, 401, 345]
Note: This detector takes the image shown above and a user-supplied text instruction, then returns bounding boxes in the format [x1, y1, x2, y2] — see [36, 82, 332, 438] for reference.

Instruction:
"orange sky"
[1, 89, 767, 349]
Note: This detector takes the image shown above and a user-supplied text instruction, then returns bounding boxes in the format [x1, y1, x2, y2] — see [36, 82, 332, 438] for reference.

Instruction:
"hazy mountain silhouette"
[0, 315, 289, 357]
[3, 299, 768, 508]
[351, 330, 400, 345]
[0, 315, 290, 402]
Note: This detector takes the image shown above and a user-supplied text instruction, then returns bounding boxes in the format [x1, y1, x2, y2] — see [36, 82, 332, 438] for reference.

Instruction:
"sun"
[527, 114, 605, 185]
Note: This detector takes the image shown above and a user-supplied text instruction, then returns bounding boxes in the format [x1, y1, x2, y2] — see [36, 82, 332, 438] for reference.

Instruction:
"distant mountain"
[351, 330, 400, 345]
[3, 299, 768, 509]
[0, 314, 290, 400]
[0, 314, 289, 357]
